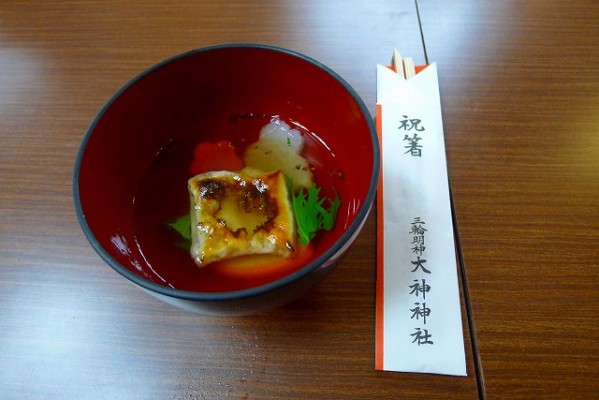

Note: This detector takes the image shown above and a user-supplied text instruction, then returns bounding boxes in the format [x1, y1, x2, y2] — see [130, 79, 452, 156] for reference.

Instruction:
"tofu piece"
[188, 170, 296, 266]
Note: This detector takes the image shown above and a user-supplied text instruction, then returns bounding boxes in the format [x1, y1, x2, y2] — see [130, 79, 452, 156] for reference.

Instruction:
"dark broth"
[132, 115, 344, 292]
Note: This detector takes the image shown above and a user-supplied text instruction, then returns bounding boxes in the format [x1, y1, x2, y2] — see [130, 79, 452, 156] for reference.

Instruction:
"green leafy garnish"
[165, 214, 192, 249]
[287, 177, 341, 246]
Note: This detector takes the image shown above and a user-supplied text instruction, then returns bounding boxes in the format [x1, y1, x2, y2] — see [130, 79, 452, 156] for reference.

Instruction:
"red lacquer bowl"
[74, 44, 379, 315]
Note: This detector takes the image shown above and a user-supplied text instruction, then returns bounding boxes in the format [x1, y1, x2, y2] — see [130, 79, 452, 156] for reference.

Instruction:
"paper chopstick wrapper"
[375, 52, 467, 376]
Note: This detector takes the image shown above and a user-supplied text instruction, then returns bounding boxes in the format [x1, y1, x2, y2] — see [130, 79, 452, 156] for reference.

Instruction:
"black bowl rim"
[73, 43, 380, 302]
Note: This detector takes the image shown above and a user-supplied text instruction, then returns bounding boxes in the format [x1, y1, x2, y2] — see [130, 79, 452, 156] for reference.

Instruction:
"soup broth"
[132, 114, 345, 292]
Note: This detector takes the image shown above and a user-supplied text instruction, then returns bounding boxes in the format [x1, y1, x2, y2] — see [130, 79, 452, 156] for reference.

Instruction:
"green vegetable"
[165, 214, 192, 249]
[287, 177, 341, 246]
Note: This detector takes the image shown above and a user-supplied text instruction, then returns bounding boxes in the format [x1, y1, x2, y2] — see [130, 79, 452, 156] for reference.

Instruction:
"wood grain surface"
[0, 0, 597, 399]
[417, 0, 599, 398]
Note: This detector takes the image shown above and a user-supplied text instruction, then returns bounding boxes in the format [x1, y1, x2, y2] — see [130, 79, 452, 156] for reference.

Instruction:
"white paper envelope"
[375, 62, 467, 376]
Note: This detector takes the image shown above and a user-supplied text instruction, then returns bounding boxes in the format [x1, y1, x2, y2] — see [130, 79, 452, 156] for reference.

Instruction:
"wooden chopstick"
[392, 48, 416, 79]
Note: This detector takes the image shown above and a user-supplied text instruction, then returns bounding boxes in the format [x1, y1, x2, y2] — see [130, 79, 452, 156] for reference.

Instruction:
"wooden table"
[1, 1, 597, 398]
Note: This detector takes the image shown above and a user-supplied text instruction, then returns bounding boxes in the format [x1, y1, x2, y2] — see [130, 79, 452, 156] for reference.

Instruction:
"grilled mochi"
[188, 170, 296, 266]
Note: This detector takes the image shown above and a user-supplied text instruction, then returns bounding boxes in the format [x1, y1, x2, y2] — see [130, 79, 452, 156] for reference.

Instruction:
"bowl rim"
[73, 43, 380, 302]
